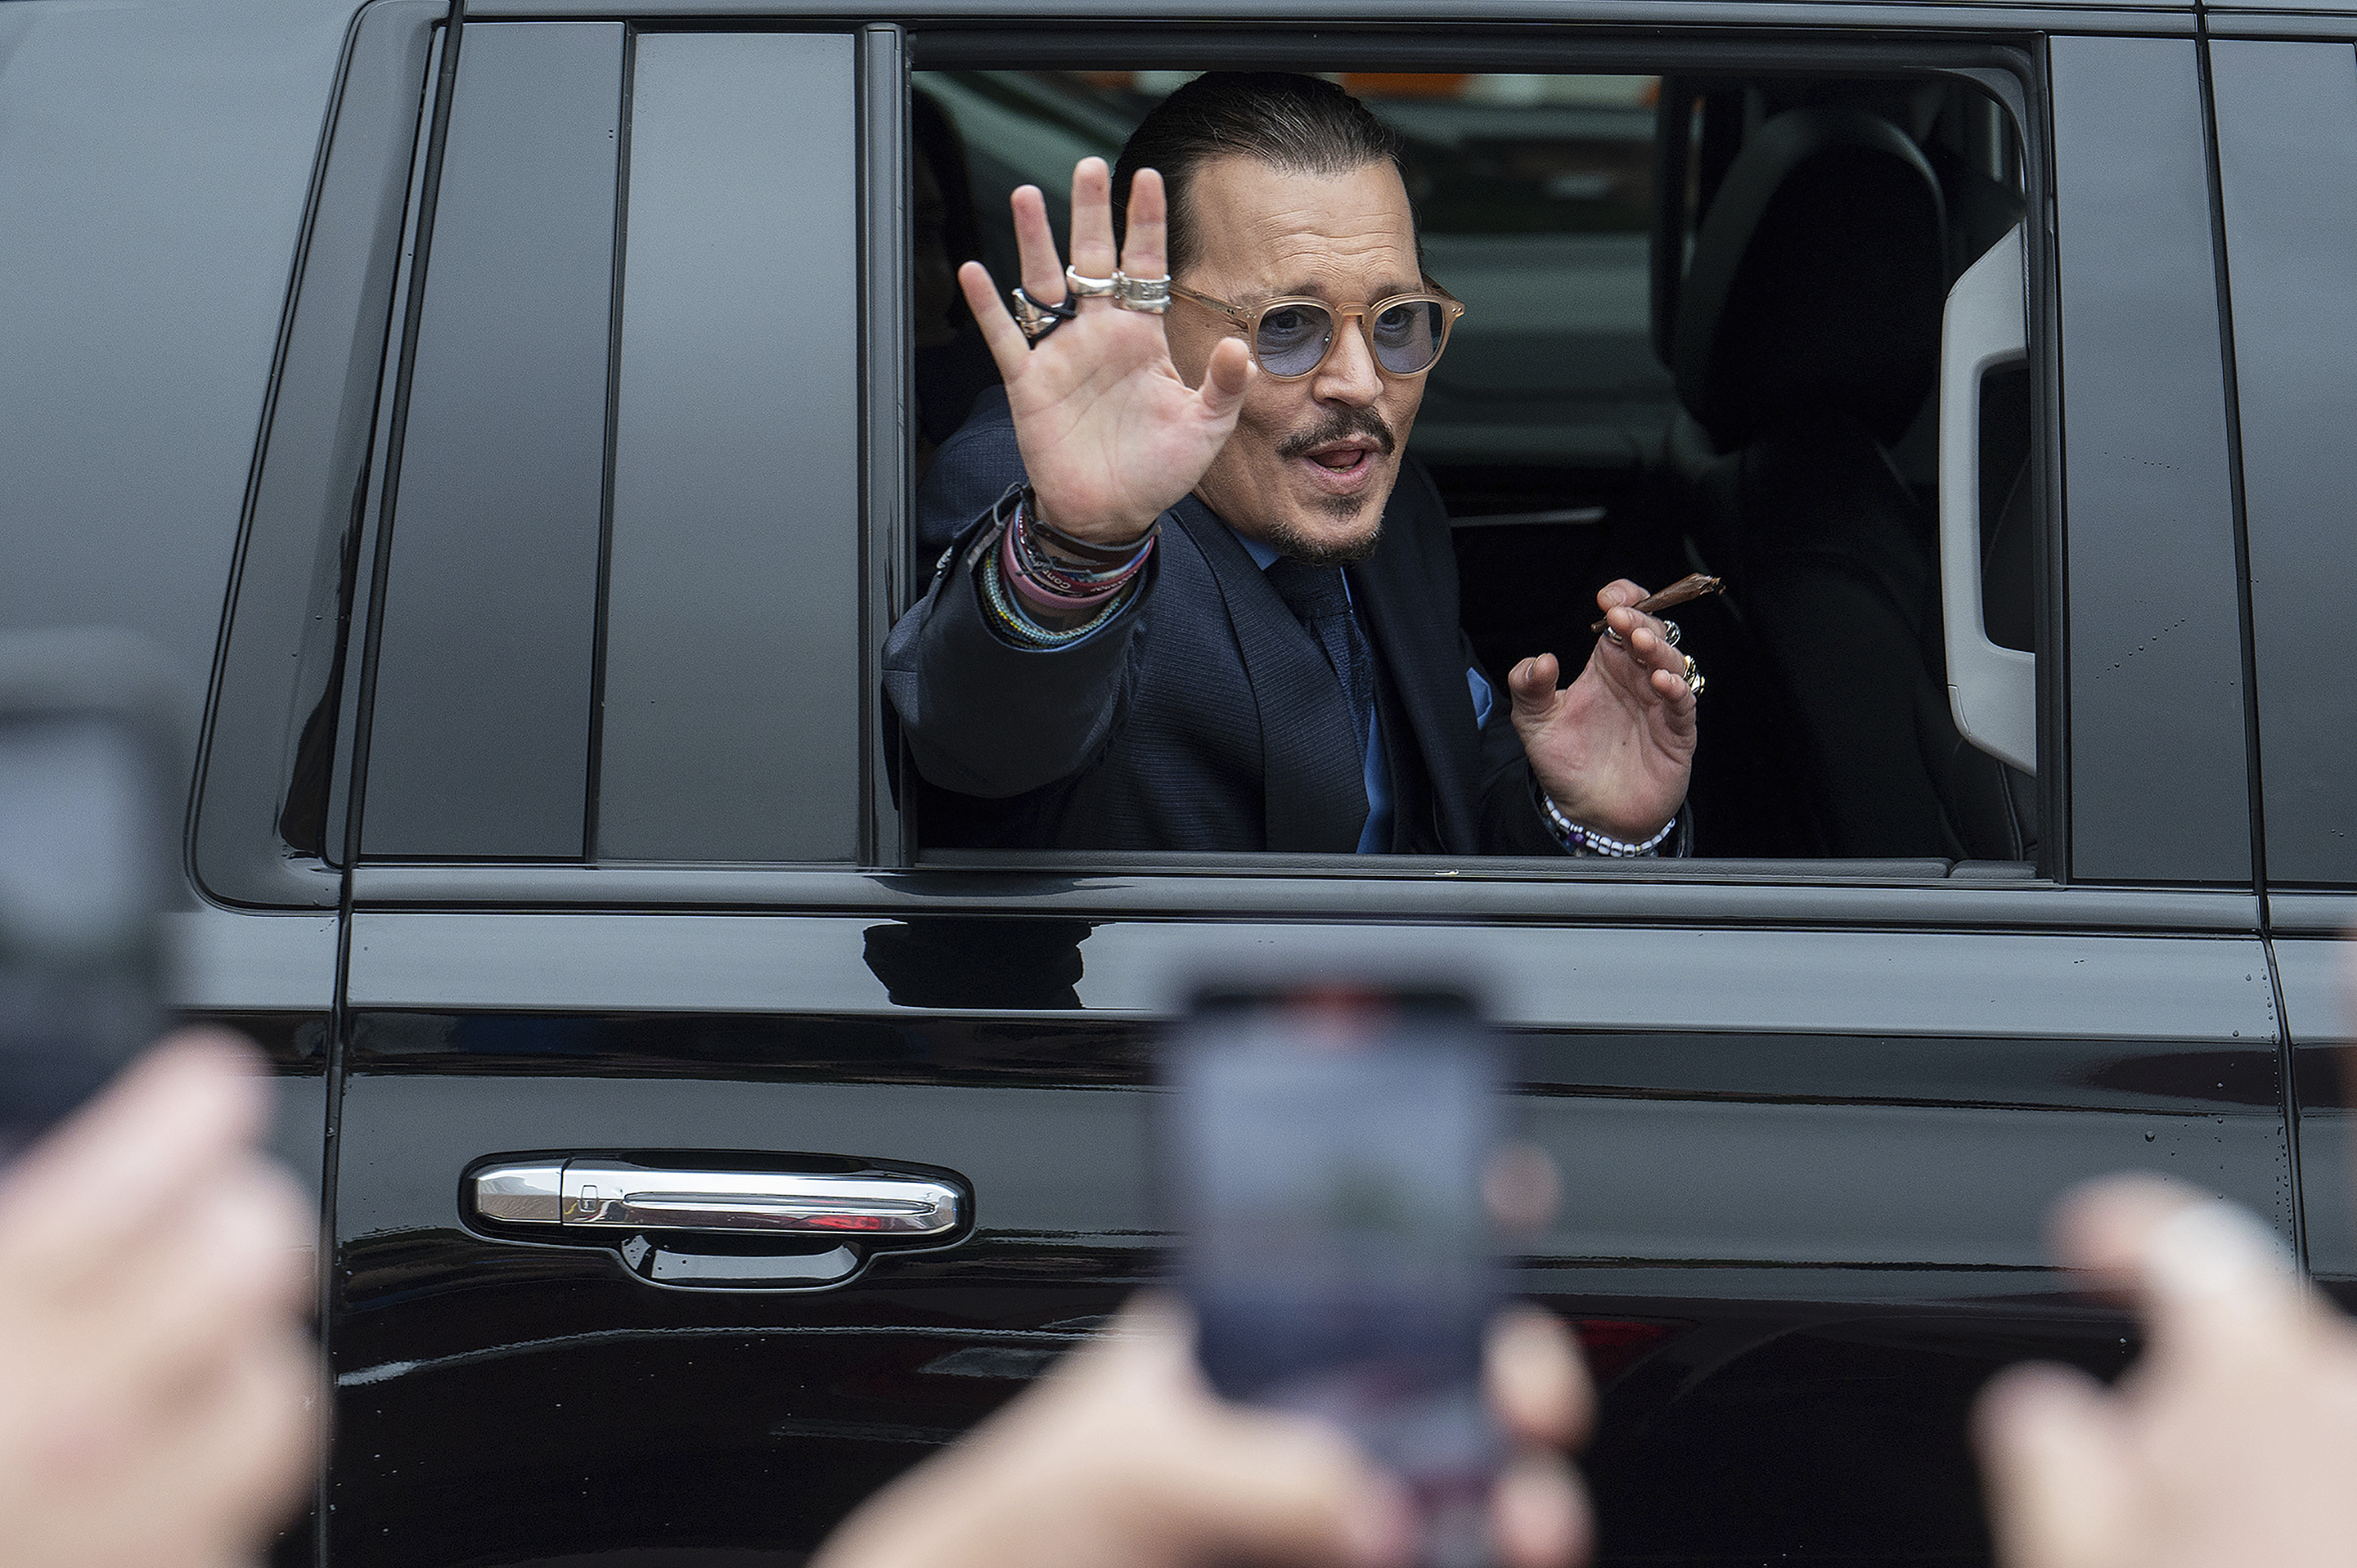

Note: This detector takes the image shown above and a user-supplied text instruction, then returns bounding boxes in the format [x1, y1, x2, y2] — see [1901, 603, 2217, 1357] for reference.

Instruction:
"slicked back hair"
[1110, 72, 1408, 280]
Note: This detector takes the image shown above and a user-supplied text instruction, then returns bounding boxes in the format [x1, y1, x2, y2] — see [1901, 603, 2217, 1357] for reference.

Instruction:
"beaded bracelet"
[978, 548, 1136, 648]
[1538, 789, 1675, 858]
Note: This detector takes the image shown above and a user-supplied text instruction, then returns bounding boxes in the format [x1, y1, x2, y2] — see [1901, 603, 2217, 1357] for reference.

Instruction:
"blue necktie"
[1263, 558, 1375, 764]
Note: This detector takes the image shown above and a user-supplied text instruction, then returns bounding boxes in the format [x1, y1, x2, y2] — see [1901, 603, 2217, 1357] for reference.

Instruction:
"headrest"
[1670, 105, 1948, 449]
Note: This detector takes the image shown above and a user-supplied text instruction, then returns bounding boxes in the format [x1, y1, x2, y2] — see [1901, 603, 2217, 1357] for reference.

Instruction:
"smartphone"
[1161, 984, 1505, 1568]
[0, 633, 179, 1162]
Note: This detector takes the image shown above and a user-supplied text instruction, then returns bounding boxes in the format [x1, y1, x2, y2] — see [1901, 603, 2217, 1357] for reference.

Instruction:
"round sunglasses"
[1168, 282, 1467, 380]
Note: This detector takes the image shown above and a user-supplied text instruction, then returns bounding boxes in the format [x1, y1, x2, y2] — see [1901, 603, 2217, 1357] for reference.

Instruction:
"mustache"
[1275, 406, 1396, 462]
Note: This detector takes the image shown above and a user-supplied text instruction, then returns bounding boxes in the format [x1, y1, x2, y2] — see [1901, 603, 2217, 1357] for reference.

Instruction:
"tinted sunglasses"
[1168, 283, 1467, 380]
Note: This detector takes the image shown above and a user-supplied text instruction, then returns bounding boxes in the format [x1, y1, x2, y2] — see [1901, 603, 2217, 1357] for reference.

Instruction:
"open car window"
[908, 66, 2040, 870]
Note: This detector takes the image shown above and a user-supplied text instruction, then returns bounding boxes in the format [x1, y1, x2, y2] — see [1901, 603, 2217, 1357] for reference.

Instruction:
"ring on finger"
[1660, 617, 1681, 648]
[1065, 265, 1120, 300]
[1010, 287, 1077, 343]
[1113, 269, 1171, 313]
[1681, 653, 1705, 698]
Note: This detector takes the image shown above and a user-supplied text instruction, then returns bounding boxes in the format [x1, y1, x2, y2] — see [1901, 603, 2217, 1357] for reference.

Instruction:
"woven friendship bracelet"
[1000, 516, 1142, 614]
[978, 549, 1135, 648]
[1006, 499, 1155, 604]
[1538, 789, 1675, 858]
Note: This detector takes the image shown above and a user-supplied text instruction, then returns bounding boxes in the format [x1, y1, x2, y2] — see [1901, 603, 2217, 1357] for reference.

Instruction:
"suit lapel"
[1168, 499, 1368, 852]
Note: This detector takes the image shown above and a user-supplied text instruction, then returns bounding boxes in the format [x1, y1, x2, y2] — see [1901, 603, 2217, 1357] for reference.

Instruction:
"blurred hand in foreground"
[811, 1293, 1593, 1568]
[0, 1031, 319, 1568]
[1975, 1174, 2357, 1568]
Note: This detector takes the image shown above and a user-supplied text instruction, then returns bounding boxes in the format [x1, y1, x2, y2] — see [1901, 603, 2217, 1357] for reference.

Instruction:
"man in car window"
[884, 73, 1700, 856]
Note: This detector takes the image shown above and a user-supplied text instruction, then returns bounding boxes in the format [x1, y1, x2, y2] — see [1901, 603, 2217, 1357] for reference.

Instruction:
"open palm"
[959, 159, 1252, 544]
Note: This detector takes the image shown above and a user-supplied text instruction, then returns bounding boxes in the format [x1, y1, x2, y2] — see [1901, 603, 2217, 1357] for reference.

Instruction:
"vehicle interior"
[907, 66, 2037, 864]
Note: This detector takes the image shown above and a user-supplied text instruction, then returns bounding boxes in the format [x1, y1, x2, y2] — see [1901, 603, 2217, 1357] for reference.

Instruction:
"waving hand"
[959, 159, 1253, 544]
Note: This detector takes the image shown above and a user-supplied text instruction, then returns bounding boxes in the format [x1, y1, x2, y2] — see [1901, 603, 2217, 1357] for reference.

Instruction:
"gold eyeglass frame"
[1167, 282, 1468, 381]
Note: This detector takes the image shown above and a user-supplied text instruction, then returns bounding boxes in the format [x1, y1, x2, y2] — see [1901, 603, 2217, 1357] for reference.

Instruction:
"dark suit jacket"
[885, 389, 1570, 855]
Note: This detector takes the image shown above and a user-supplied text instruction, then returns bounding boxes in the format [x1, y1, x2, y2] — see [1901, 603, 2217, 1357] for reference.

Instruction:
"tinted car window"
[2046, 35, 2252, 885]
[2210, 38, 2357, 888]
[597, 31, 861, 862]
[361, 20, 621, 859]
[360, 24, 862, 864]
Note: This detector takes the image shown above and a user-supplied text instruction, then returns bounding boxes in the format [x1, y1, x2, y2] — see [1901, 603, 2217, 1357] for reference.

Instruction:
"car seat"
[1666, 104, 2035, 861]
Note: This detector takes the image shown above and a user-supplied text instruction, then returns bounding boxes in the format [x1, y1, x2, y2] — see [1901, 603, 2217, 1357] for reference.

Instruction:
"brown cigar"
[1590, 572, 1725, 634]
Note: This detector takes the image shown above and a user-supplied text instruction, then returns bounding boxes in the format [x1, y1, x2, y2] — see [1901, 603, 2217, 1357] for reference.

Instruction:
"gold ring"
[1682, 653, 1704, 698]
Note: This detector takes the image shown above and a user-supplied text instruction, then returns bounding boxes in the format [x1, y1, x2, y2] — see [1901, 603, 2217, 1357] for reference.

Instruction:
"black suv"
[5, 1, 2355, 1563]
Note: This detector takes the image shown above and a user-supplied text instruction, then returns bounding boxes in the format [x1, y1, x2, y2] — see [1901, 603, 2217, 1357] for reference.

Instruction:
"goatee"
[1269, 405, 1395, 566]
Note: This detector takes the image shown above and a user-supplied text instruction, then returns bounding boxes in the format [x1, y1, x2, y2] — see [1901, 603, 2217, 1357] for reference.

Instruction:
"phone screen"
[0, 711, 167, 1160]
[1163, 986, 1503, 1566]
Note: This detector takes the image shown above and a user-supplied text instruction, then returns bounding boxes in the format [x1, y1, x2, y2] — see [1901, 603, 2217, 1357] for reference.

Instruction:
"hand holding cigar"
[1590, 572, 1725, 635]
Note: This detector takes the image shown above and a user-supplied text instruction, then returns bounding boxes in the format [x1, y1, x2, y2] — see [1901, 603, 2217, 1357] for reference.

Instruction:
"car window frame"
[884, 25, 2067, 891]
[208, 9, 2282, 907]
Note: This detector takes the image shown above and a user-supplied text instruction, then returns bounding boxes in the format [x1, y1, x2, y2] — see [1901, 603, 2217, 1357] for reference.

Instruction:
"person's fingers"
[1605, 607, 1676, 659]
[1485, 1310, 1597, 1568]
[1609, 613, 1698, 725]
[1120, 166, 1167, 282]
[1197, 336, 1254, 419]
[2050, 1176, 2308, 1368]
[1068, 157, 1116, 286]
[94, 1160, 313, 1410]
[1484, 1145, 1561, 1235]
[1596, 580, 1648, 612]
[1640, 621, 1684, 676]
[1490, 1450, 1591, 1568]
[1043, 1296, 1415, 1568]
[1649, 666, 1699, 727]
[1508, 655, 1562, 725]
[0, 1033, 268, 1291]
[1174, 1405, 1417, 1568]
[1486, 1307, 1593, 1450]
[1974, 1361, 2136, 1568]
[133, 1326, 320, 1566]
[1010, 185, 1065, 306]
[959, 262, 1034, 378]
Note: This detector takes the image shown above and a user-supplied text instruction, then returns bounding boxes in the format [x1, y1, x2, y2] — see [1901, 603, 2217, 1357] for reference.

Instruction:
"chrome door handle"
[470, 1158, 962, 1240]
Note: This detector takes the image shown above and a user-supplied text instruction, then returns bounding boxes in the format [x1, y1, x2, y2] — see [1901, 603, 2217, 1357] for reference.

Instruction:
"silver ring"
[1682, 653, 1704, 698]
[1010, 287, 1076, 343]
[1660, 618, 1681, 649]
[1113, 270, 1171, 313]
[1065, 265, 1120, 299]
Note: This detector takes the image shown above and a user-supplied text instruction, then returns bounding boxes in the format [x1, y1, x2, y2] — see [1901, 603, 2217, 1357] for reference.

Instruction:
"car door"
[2205, 26, 2357, 1302]
[324, 20, 955, 1564]
[318, 12, 2283, 1568]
